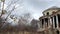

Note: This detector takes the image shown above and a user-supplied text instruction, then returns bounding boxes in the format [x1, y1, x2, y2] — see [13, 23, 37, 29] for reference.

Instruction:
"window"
[47, 12, 49, 15]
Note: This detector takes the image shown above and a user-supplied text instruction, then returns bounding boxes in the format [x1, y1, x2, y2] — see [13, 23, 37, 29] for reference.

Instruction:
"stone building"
[39, 6, 60, 34]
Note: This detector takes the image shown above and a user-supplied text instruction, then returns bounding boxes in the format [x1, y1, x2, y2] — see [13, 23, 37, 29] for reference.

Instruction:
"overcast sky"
[1, 0, 60, 20]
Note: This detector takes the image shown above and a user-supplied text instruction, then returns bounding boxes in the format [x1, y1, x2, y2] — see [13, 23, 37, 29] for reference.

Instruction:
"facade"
[39, 6, 60, 34]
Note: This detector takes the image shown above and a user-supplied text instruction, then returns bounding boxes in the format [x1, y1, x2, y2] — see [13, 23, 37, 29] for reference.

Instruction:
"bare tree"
[0, 0, 19, 30]
[30, 19, 39, 31]
[17, 13, 32, 30]
[20, 13, 32, 25]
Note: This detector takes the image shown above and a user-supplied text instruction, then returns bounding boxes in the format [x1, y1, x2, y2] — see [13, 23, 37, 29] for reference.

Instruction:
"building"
[39, 6, 60, 34]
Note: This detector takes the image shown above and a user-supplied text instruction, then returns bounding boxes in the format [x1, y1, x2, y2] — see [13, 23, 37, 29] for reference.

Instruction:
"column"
[48, 17, 50, 27]
[50, 17, 52, 25]
[44, 18, 47, 34]
[53, 17, 55, 28]
[56, 15, 59, 28]
[40, 20, 42, 28]
[44, 19, 46, 28]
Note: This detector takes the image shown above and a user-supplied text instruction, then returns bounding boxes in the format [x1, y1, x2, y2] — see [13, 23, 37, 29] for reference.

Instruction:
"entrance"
[58, 14, 60, 27]
[54, 16, 57, 28]
[45, 18, 48, 27]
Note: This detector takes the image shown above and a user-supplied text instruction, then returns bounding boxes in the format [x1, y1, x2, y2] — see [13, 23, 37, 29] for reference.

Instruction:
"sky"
[1, 0, 60, 20]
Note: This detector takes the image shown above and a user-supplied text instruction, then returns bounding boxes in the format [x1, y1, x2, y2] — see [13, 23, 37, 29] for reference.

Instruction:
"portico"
[39, 6, 60, 34]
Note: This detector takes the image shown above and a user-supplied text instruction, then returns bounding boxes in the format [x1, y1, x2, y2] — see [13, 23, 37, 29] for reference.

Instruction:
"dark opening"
[56, 30, 59, 34]
[45, 18, 48, 27]
[58, 14, 60, 27]
[42, 19, 44, 28]
[54, 16, 57, 28]
[47, 12, 49, 15]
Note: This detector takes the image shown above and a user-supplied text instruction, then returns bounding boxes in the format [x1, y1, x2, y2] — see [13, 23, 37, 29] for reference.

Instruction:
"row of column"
[40, 15, 59, 29]
[40, 14, 59, 34]
[52, 15, 59, 29]
[41, 17, 50, 28]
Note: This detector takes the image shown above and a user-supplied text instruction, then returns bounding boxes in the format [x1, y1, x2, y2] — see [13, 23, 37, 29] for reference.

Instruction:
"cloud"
[5, 0, 60, 19]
